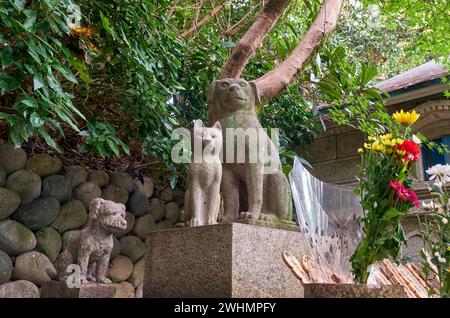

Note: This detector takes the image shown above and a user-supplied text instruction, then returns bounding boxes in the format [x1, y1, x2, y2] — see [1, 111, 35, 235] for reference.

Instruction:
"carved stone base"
[40, 281, 116, 298]
[143, 222, 308, 298]
[304, 283, 407, 298]
[235, 218, 299, 232]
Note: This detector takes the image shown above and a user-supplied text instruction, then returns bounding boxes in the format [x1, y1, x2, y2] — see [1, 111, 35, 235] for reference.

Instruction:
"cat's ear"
[212, 121, 222, 130]
[249, 81, 261, 106]
[207, 81, 218, 107]
[194, 119, 205, 128]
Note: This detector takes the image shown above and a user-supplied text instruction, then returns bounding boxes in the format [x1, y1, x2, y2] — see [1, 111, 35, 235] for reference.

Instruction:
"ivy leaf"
[33, 74, 44, 90]
[13, 0, 26, 12]
[0, 71, 19, 91]
[23, 10, 36, 30]
[30, 112, 44, 127]
[1, 46, 12, 68]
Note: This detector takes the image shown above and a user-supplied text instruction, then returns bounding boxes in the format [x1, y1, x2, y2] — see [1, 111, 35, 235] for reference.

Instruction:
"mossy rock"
[5, 170, 41, 205]
[61, 230, 80, 250]
[64, 165, 87, 188]
[119, 235, 145, 263]
[51, 200, 87, 233]
[0, 144, 27, 174]
[0, 166, 6, 187]
[0, 220, 37, 255]
[164, 202, 180, 224]
[0, 250, 12, 284]
[149, 198, 165, 222]
[109, 171, 134, 193]
[12, 251, 57, 286]
[102, 185, 129, 204]
[87, 170, 109, 188]
[42, 175, 72, 203]
[73, 182, 101, 208]
[113, 281, 135, 298]
[132, 214, 157, 240]
[26, 154, 62, 177]
[15, 198, 60, 231]
[0, 280, 39, 298]
[0, 187, 21, 220]
[108, 255, 133, 283]
[36, 227, 62, 262]
[128, 257, 144, 288]
[128, 190, 149, 216]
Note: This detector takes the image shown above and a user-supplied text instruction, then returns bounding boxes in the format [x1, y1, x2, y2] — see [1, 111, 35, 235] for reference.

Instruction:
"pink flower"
[389, 180, 419, 207]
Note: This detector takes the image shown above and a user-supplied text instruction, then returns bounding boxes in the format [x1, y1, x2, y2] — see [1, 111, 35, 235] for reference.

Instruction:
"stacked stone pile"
[0, 144, 185, 298]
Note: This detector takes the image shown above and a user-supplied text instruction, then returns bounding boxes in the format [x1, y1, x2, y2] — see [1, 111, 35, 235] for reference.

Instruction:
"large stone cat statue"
[208, 78, 293, 222]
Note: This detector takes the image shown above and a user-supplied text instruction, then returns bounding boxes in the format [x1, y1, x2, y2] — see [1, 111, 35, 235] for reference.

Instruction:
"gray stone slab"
[40, 281, 115, 298]
[144, 222, 308, 298]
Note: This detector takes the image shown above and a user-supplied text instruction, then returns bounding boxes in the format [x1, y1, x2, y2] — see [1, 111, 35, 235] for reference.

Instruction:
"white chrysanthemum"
[442, 217, 448, 225]
[438, 256, 446, 264]
[426, 164, 450, 185]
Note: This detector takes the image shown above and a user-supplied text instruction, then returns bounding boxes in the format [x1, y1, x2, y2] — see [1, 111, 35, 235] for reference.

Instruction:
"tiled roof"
[376, 60, 448, 93]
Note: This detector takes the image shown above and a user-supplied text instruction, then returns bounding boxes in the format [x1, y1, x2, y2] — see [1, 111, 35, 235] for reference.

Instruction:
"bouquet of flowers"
[420, 164, 450, 297]
[351, 110, 421, 283]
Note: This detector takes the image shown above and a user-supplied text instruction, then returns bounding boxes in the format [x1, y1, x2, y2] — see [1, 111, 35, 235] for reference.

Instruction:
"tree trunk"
[219, 0, 291, 79]
[255, 0, 343, 103]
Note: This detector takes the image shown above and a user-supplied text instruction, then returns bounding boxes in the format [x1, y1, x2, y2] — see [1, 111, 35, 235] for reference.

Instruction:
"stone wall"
[0, 144, 184, 298]
[304, 125, 365, 185]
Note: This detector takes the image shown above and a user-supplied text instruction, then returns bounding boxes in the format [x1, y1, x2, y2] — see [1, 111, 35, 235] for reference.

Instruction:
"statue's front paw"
[206, 218, 218, 225]
[218, 215, 233, 224]
[239, 211, 259, 220]
[87, 274, 97, 282]
[97, 277, 112, 284]
[79, 276, 89, 285]
[189, 218, 202, 227]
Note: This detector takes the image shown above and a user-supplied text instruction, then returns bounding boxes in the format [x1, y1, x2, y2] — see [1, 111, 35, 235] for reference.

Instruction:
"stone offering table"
[40, 281, 116, 298]
[143, 222, 308, 298]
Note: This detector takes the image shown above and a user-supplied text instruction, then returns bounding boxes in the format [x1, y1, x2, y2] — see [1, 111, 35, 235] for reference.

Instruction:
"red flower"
[395, 140, 421, 162]
[406, 189, 419, 207]
[389, 180, 419, 207]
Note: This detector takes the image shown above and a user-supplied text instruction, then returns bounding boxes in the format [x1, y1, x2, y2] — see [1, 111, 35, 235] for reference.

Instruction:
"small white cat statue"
[185, 119, 222, 226]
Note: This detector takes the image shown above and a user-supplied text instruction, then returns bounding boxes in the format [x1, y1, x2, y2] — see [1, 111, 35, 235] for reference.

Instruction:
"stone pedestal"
[144, 222, 308, 298]
[304, 283, 407, 298]
[40, 281, 115, 298]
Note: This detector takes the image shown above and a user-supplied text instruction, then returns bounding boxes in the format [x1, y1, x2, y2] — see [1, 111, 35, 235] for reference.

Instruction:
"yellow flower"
[447, 246, 450, 252]
[393, 110, 420, 125]
[447, 268, 450, 274]
[396, 149, 406, 156]
[368, 136, 376, 141]
[357, 148, 363, 153]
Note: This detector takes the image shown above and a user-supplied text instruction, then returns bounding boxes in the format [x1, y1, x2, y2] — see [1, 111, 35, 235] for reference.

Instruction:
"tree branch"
[255, 0, 343, 103]
[167, 0, 180, 18]
[181, 0, 230, 37]
[219, 0, 291, 79]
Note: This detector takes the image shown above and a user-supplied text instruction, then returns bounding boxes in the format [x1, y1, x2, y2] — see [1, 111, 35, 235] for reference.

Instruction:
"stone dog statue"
[55, 198, 127, 284]
[208, 78, 293, 222]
